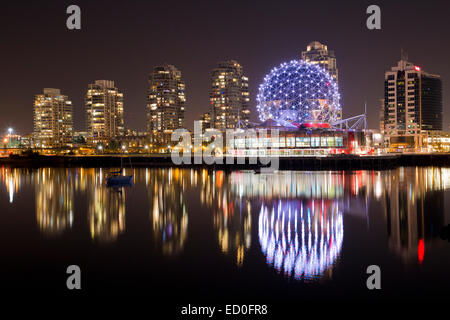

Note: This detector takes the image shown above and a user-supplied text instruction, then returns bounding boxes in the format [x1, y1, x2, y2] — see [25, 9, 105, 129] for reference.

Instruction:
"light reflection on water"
[1, 166, 450, 286]
[258, 200, 344, 281]
[148, 169, 188, 255]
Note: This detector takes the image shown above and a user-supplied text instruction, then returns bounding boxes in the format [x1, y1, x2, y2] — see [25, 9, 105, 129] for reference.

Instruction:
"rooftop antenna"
[400, 48, 408, 61]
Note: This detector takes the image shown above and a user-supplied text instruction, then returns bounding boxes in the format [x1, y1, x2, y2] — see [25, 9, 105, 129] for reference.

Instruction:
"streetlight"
[5, 128, 13, 148]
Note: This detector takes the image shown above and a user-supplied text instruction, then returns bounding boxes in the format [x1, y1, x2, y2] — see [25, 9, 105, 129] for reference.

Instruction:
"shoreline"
[1, 153, 450, 170]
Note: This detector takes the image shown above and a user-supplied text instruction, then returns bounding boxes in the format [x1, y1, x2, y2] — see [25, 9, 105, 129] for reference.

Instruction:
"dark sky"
[1, 0, 450, 134]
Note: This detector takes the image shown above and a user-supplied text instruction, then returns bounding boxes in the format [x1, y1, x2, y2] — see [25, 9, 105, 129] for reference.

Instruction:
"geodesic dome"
[256, 60, 341, 124]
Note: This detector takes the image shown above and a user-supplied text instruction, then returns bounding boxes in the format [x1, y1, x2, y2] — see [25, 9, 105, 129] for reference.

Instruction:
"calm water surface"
[1, 167, 450, 300]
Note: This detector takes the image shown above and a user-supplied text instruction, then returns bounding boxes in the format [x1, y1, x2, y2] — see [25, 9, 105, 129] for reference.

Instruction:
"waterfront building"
[33, 88, 73, 148]
[226, 120, 365, 157]
[383, 59, 442, 152]
[301, 41, 338, 84]
[211, 58, 374, 157]
[85, 80, 124, 145]
[422, 130, 450, 153]
[210, 60, 250, 130]
[146, 65, 186, 146]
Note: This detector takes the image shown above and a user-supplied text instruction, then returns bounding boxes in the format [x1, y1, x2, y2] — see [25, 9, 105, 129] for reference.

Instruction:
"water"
[1, 167, 450, 301]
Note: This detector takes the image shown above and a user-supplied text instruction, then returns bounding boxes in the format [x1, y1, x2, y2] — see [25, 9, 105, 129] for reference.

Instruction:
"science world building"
[227, 60, 368, 157]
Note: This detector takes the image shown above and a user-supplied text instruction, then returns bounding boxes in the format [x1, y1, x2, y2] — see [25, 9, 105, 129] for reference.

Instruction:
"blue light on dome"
[256, 60, 341, 124]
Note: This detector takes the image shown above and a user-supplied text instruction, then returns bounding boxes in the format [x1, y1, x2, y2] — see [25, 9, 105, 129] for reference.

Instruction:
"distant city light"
[414, 66, 421, 71]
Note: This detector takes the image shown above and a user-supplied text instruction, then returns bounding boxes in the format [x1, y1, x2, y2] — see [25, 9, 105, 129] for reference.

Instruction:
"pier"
[1, 153, 450, 170]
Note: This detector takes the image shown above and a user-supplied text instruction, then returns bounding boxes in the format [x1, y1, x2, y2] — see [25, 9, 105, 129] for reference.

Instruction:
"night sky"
[1, 0, 450, 134]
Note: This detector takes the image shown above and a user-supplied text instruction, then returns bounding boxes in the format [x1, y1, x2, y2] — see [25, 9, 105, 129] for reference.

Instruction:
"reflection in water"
[259, 200, 343, 281]
[1, 167, 22, 203]
[379, 167, 448, 264]
[227, 171, 352, 280]
[148, 169, 188, 255]
[87, 168, 126, 243]
[35, 168, 74, 235]
[0, 166, 448, 273]
[214, 198, 251, 267]
[229, 171, 345, 200]
[201, 170, 252, 266]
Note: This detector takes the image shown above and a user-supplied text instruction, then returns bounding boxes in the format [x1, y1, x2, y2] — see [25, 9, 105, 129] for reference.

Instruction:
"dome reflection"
[258, 199, 343, 281]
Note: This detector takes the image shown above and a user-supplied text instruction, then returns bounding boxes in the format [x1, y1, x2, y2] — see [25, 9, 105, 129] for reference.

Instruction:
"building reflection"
[86, 168, 126, 243]
[35, 168, 74, 235]
[0, 167, 25, 203]
[380, 167, 448, 264]
[147, 168, 188, 255]
[200, 170, 252, 266]
[3, 164, 447, 269]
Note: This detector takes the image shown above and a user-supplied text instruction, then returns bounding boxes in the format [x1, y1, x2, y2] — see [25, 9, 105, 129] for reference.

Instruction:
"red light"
[414, 66, 421, 71]
[418, 239, 424, 263]
[302, 122, 331, 128]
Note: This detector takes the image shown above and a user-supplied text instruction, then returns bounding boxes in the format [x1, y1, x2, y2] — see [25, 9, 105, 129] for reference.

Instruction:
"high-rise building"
[301, 41, 338, 84]
[383, 59, 442, 151]
[146, 65, 186, 145]
[379, 99, 385, 134]
[85, 80, 124, 145]
[33, 88, 73, 148]
[210, 60, 250, 130]
[199, 112, 211, 130]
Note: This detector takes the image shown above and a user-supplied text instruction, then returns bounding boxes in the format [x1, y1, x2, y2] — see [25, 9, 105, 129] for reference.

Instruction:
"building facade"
[146, 65, 186, 145]
[33, 88, 73, 148]
[301, 41, 338, 84]
[85, 80, 124, 145]
[199, 112, 211, 130]
[383, 59, 442, 151]
[210, 60, 250, 130]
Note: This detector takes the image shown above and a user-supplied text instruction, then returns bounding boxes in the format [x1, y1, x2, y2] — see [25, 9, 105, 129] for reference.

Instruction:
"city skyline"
[2, 1, 450, 135]
[3, 1, 450, 304]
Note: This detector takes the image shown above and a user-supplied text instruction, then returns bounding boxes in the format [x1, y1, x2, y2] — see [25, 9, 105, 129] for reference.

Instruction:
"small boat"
[106, 171, 133, 186]
[106, 156, 133, 186]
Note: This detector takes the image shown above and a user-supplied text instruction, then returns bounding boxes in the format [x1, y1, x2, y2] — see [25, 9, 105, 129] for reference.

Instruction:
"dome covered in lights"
[256, 60, 341, 125]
